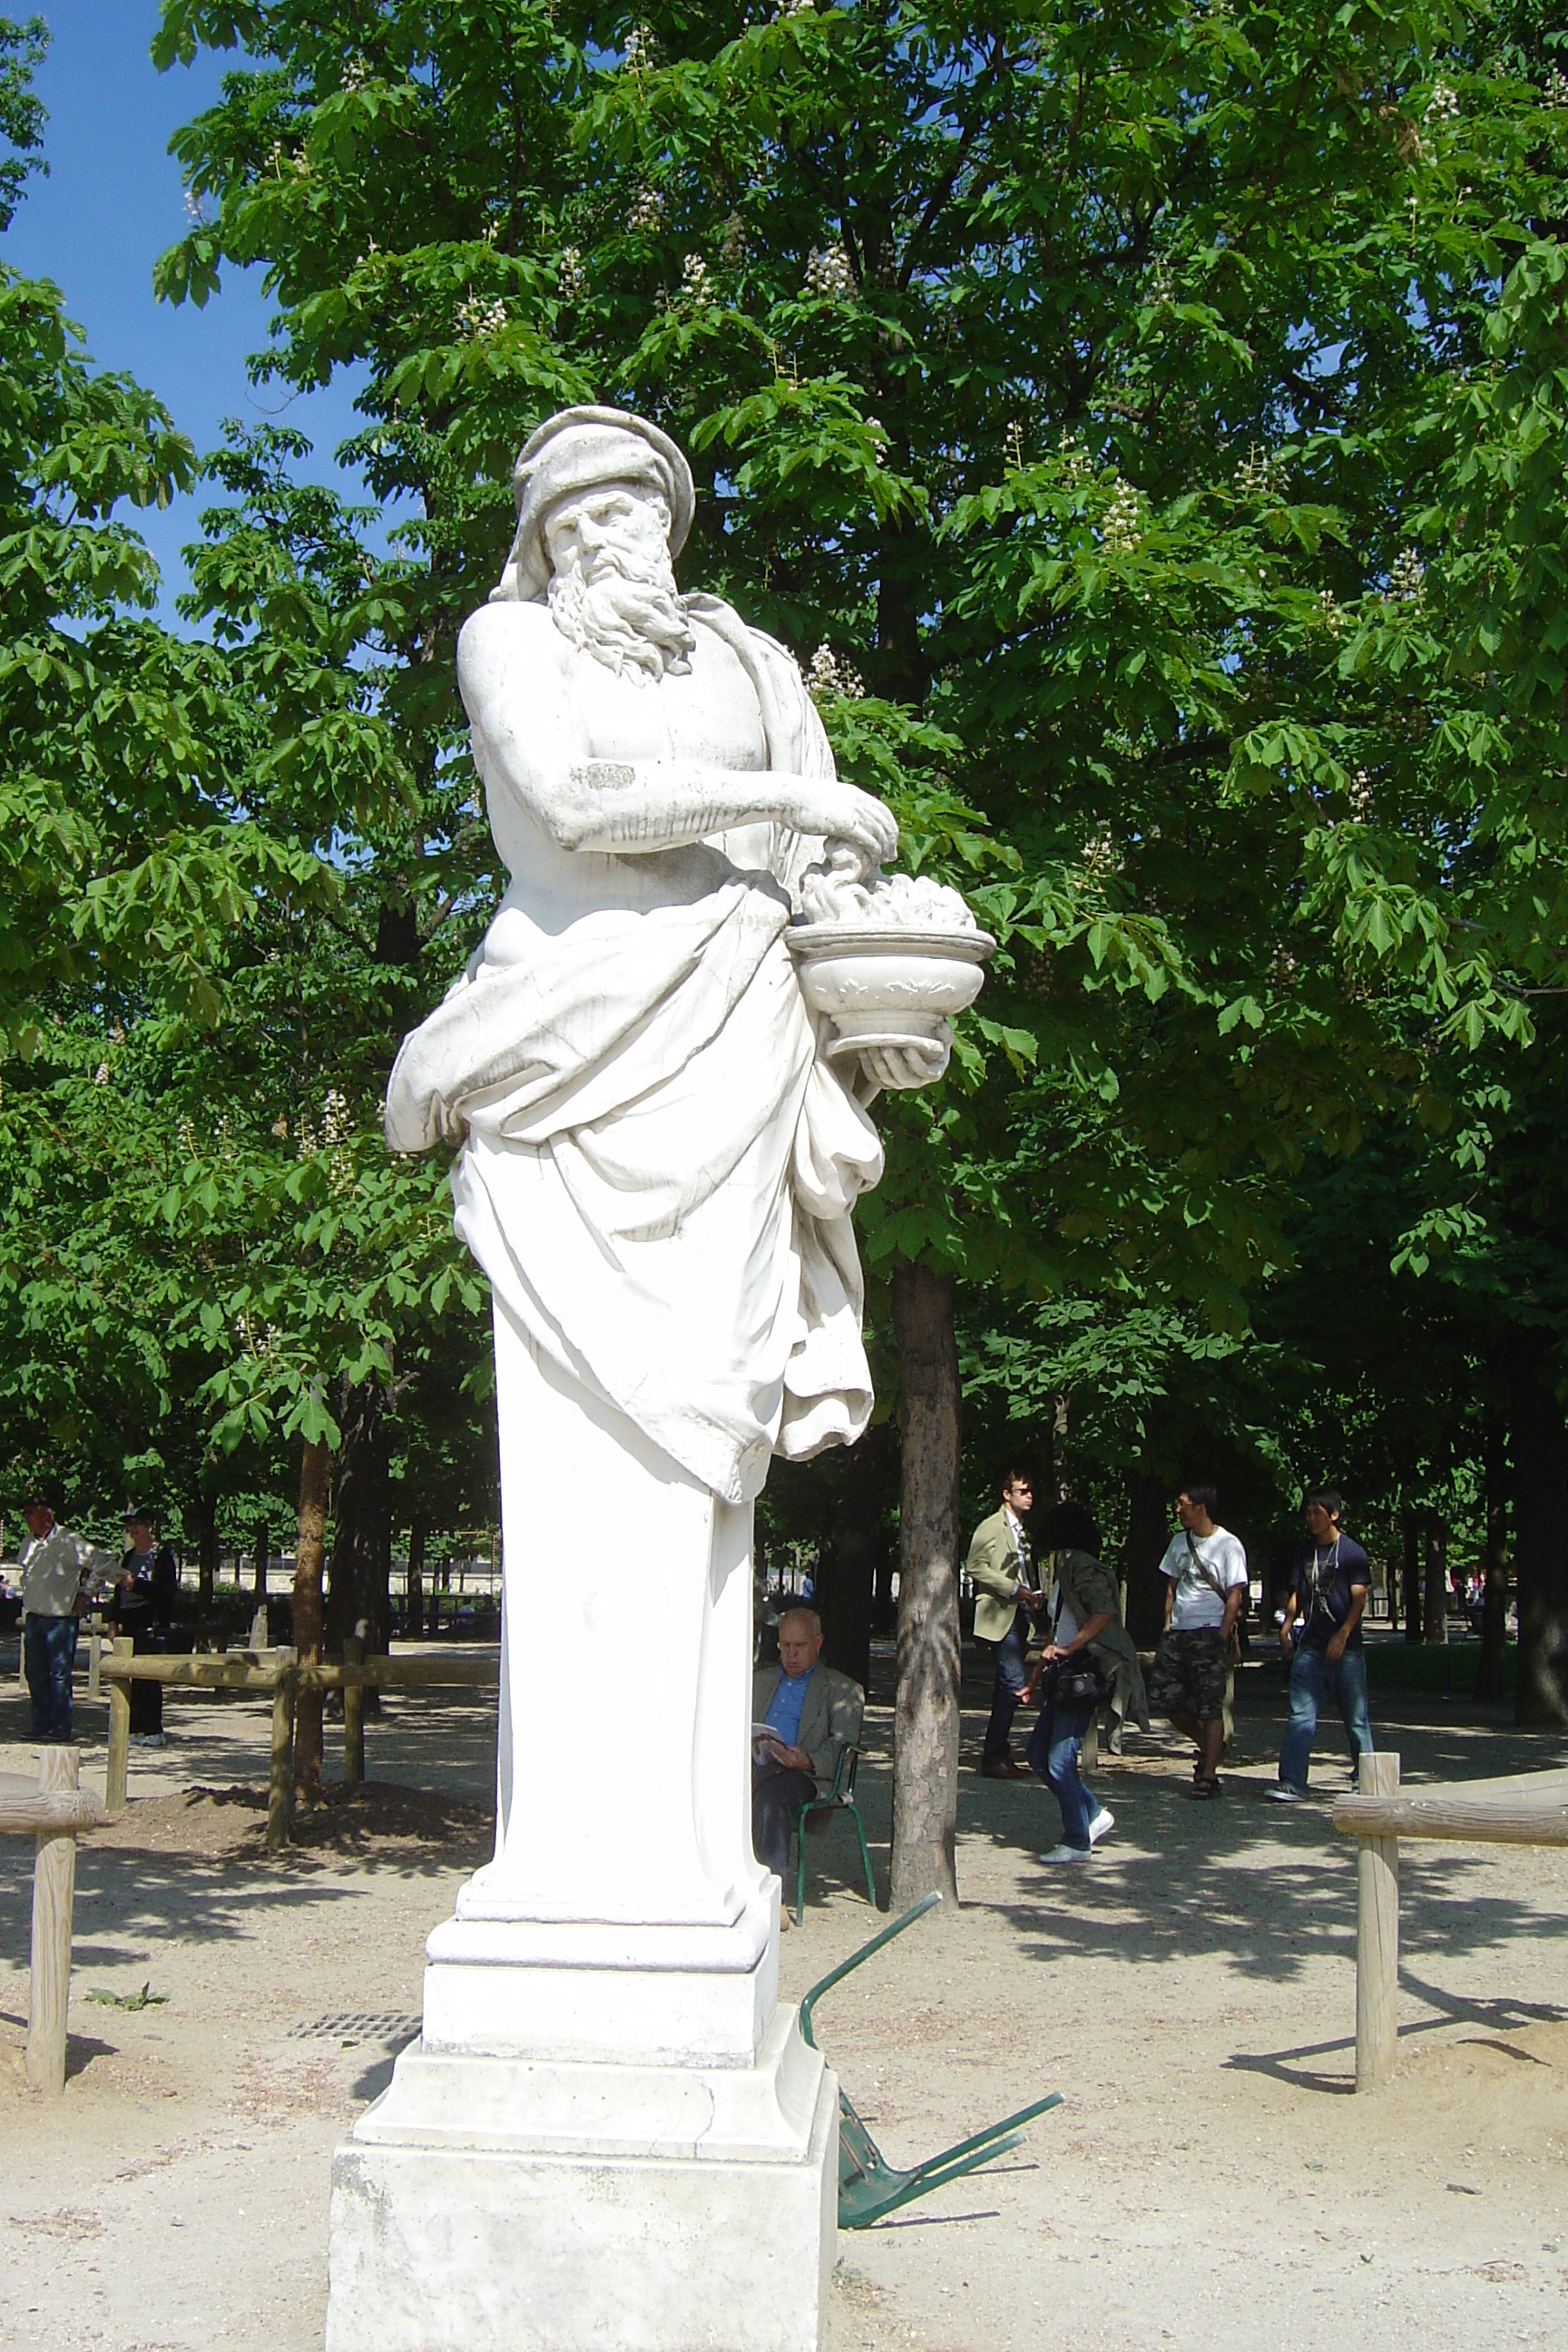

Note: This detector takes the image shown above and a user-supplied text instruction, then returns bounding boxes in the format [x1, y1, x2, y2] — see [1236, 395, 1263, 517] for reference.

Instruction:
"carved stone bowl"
[785, 921, 996, 1071]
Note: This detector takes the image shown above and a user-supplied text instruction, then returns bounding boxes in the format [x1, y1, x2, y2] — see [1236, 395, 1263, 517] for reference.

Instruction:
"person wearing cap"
[18, 1493, 97, 1742]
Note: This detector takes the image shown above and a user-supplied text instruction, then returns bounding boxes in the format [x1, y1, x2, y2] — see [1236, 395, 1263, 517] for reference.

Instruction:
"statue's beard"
[548, 544, 696, 681]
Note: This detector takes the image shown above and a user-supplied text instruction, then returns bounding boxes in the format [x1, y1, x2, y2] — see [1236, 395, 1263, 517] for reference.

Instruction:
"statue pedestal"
[324, 1313, 838, 2351]
[325, 1998, 837, 2352]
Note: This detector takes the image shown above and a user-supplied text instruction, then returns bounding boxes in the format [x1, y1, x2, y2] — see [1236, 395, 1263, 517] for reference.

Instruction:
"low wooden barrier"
[0, 1748, 103, 2095]
[1334, 1755, 1568, 2090]
[102, 1640, 498, 1851]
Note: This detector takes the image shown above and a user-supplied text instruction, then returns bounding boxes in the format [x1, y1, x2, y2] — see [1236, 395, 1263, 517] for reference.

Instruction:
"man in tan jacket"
[966, 1467, 1044, 1778]
[751, 1607, 864, 1880]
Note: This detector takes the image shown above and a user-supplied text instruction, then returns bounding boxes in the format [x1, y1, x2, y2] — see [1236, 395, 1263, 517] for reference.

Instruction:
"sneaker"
[1036, 1843, 1092, 1864]
[1267, 1783, 1306, 1803]
[1088, 1807, 1115, 1846]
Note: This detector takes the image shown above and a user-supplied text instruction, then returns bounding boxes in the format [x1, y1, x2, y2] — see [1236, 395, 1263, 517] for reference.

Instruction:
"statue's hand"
[790, 779, 897, 876]
[854, 1033, 952, 1092]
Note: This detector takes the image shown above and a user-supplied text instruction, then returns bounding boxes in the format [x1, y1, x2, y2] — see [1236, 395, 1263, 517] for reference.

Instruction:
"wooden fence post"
[104, 1638, 132, 1814]
[25, 1748, 78, 2095]
[87, 1617, 103, 1699]
[1355, 1750, 1401, 2091]
[343, 1634, 365, 1788]
[267, 1648, 297, 1853]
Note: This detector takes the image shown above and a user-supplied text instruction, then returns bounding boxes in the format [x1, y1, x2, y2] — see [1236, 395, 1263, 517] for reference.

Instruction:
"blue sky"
[4, 3, 367, 623]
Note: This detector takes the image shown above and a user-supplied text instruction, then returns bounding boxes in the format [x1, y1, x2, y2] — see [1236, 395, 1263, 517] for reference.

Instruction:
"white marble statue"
[328, 408, 987, 2352]
[386, 404, 944, 1505]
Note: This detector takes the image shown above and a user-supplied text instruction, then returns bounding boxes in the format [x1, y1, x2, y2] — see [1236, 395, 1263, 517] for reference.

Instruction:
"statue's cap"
[495, 406, 694, 601]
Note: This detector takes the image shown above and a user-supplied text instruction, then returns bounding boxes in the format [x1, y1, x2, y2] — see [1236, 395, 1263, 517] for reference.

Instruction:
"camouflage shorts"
[1149, 1626, 1228, 1723]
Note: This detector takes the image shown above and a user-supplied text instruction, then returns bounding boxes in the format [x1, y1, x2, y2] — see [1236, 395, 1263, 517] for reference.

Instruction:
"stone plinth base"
[324, 2004, 838, 2352]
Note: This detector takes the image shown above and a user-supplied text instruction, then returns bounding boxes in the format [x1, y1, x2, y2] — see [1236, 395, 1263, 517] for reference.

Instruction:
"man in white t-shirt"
[1148, 1485, 1248, 1798]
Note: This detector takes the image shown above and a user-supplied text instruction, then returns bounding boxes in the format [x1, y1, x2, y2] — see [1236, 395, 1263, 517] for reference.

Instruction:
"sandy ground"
[1, 1640, 1565, 2352]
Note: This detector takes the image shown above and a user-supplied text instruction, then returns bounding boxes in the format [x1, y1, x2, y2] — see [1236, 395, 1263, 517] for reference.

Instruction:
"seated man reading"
[751, 1607, 864, 1884]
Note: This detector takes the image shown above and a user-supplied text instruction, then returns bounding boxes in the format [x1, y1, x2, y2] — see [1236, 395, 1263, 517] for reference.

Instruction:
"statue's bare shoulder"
[458, 598, 573, 707]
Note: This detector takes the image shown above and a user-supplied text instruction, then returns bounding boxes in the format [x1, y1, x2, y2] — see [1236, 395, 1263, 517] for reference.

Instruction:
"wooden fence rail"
[1333, 1757, 1568, 2091]
[102, 1640, 499, 1850]
[0, 1749, 103, 2095]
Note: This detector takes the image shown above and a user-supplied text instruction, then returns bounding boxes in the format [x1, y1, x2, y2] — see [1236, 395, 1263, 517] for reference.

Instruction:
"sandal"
[1191, 1776, 1221, 1799]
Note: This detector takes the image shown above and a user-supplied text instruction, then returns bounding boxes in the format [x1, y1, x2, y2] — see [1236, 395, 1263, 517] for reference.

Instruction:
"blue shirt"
[764, 1668, 812, 1749]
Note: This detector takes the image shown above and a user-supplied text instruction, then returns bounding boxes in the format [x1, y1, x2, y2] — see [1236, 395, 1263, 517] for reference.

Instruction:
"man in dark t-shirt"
[1269, 1487, 1375, 1799]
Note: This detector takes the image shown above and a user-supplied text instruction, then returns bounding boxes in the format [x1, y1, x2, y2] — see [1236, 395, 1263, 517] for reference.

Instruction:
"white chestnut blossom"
[1058, 433, 1093, 486]
[456, 295, 508, 339]
[1388, 546, 1426, 603]
[807, 643, 866, 700]
[1101, 478, 1142, 553]
[804, 244, 854, 299]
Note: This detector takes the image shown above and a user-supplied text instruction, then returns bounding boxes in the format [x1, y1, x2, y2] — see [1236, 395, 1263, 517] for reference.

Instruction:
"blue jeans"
[24, 1613, 76, 1742]
[1026, 1700, 1096, 1847]
[1279, 1643, 1373, 1792]
[980, 1609, 1032, 1764]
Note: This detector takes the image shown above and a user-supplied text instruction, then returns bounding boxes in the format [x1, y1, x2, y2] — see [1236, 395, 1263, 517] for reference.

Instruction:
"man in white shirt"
[19, 1492, 96, 1742]
[1148, 1485, 1248, 1798]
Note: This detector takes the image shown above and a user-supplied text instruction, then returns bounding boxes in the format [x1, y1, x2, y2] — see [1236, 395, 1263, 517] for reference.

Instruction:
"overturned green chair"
[791, 1741, 877, 1923]
[799, 1892, 1062, 2228]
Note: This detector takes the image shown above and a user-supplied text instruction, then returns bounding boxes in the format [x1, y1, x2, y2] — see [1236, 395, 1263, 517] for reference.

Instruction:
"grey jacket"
[752, 1661, 865, 1787]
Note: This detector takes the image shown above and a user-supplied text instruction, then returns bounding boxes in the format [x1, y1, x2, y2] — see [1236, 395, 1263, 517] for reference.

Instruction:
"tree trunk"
[1050, 1392, 1070, 1500]
[1475, 1396, 1512, 1702]
[1509, 1334, 1568, 1726]
[328, 1378, 391, 1718]
[889, 1262, 961, 1912]
[252, 1517, 269, 1602]
[292, 1435, 332, 1803]
[194, 1481, 219, 1630]
[817, 1424, 891, 1699]
[1400, 1505, 1421, 1643]
[1422, 1511, 1448, 1646]
[407, 1513, 427, 1640]
[327, 1379, 392, 1654]
[1122, 1470, 1169, 1649]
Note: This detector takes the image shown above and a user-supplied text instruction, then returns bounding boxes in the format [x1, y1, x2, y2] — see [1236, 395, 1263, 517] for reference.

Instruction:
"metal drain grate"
[287, 2011, 422, 2049]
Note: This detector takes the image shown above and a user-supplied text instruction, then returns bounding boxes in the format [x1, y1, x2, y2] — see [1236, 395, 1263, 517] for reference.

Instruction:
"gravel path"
[1, 1643, 1564, 2352]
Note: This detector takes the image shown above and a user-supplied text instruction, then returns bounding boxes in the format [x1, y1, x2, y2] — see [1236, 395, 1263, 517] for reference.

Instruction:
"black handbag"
[1042, 1654, 1112, 1710]
[1040, 1572, 1113, 1710]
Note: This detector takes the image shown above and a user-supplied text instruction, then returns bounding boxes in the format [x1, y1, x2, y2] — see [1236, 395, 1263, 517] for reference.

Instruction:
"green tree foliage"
[5, 2, 1567, 1745]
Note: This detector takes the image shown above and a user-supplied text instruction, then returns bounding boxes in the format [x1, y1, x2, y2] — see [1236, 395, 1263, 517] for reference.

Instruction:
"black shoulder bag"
[1041, 1575, 1113, 1710]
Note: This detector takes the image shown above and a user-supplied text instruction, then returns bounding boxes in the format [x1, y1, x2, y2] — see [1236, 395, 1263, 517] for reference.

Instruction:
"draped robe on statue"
[384, 593, 884, 1511]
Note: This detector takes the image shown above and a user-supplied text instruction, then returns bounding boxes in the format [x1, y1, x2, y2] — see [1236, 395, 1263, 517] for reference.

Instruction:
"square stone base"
[325, 2004, 838, 2352]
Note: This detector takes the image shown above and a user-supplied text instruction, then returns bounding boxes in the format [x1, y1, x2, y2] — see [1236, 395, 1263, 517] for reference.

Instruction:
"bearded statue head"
[492, 406, 698, 682]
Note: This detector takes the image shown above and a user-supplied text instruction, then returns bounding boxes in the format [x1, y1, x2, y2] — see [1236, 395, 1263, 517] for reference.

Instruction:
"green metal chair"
[791, 1740, 877, 1923]
[800, 1893, 1062, 2229]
